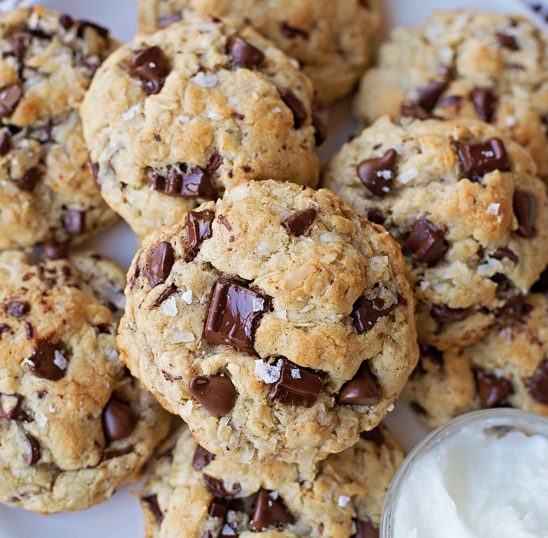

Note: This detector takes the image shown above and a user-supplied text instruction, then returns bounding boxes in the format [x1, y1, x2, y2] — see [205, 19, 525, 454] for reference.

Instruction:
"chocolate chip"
[532, 268, 548, 294]
[26, 340, 67, 381]
[24, 433, 40, 466]
[63, 209, 85, 236]
[184, 209, 215, 262]
[192, 444, 216, 470]
[145, 241, 174, 288]
[203, 474, 241, 498]
[189, 375, 237, 417]
[417, 81, 448, 113]
[366, 208, 386, 225]
[7, 32, 30, 61]
[129, 46, 170, 95]
[154, 284, 177, 307]
[74, 20, 109, 39]
[360, 427, 385, 446]
[474, 369, 512, 408]
[430, 305, 469, 325]
[470, 88, 498, 123]
[280, 21, 309, 39]
[59, 14, 74, 29]
[399, 102, 431, 120]
[269, 358, 325, 407]
[357, 149, 398, 197]
[0, 394, 31, 421]
[102, 397, 137, 442]
[496, 32, 520, 50]
[158, 13, 182, 28]
[497, 295, 529, 321]
[142, 494, 163, 523]
[338, 362, 380, 406]
[492, 248, 519, 264]
[18, 167, 41, 192]
[351, 296, 398, 333]
[513, 190, 537, 238]
[282, 208, 317, 237]
[353, 518, 379, 538]
[456, 138, 509, 180]
[406, 217, 449, 265]
[204, 278, 272, 354]
[312, 110, 327, 146]
[149, 163, 218, 199]
[0, 132, 11, 156]
[42, 240, 68, 260]
[228, 36, 264, 69]
[5, 300, 30, 318]
[527, 360, 548, 404]
[250, 489, 295, 531]
[0, 84, 22, 117]
[279, 88, 307, 129]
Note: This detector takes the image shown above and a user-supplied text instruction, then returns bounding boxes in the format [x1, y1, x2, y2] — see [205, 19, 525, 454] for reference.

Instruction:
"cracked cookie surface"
[82, 14, 319, 237]
[0, 250, 170, 514]
[0, 6, 118, 249]
[118, 180, 417, 466]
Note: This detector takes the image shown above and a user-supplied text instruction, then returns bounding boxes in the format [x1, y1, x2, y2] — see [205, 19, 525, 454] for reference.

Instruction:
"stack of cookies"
[0, 3, 546, 538]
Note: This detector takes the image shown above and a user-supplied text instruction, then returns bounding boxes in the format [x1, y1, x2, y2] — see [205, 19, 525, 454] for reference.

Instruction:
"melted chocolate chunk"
[26, 340, 67, 381]
[64, 209, 85, 236]
[42, 240, 68, 260]
[399, 102, 431, 120]
[0, 394, 31, 421]
[360, 427, 385, 446]
[456, 138, 510, 180]
[470, 88, 498, 123]
[351, 296, 398, 333]
[474, 369, 512, 408]
[492, 248, 519, 265]
[18, 167, 41, 192]
[282, 208, 317, 237]
[0, 85, 22, 118]
[353, 518, 379, 538]
[357, 149, 398, 197]
[0, 132, 11, 156]
[496, 32, 520, 50]
[154, 284, 177, 307]
[366, 207, 386, 225]
[312, 109, 327, 146]
[184, 210, 215, 262]
[430, 305, 470, 324]
[204, 279, 272, 354]
[527, 360, 548, 404]
[5, 300, 30, 318]
[269, 358, 325, 407]
[280, 21, 309, 39]
[149, 163, 218, 199]
[129, 46, 170, 95]
[338, 362, 380, 406]
[417, 80, 448, 113]
[102, 398, 137, 442]
[279, 88, 307, 129]
[203, 474, 241, 498]
[406, 217, 449, 265]
[24, 433, 41, 466]
[145, 241, 174, 288]
[192, 444, 216, 470]
[250, 489, 295, 531]
[513, 190, 537, 238]
[228, 36, 264, 69]
[189, 375, 237, 416]
[142, 494, 163, 523]
[158, 13, 182, 28]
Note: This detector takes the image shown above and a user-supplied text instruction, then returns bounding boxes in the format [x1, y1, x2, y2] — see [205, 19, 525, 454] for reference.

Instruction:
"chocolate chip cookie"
[0, 250, 170, 513]
[354, 10, 548, 179]
[405, 288, 548, 430]
[118, 180, 418, 465]
[138, 0, 381, 106]
[0, 6, 119, 249]
[140, 424, 403, 537]
[82, 15, 320, 238]
[322, 117, 548, 350]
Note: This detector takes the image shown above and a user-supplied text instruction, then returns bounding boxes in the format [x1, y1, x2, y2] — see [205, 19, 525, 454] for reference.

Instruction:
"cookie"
[0, 250, 170, 513]
[140, 424, 403, 537]
[118, 180, 418, 465]
[0, 6, 119, 249]
[404, 289, 548, 430]
[354, 10, 548, 179]
[82, 15, 320, 238]
[322, 117, 548, 350]
[138, 0, 381, 106]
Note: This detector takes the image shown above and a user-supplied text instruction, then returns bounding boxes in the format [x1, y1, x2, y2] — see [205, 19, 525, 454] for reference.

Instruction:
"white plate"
[0, 1, 543, 536]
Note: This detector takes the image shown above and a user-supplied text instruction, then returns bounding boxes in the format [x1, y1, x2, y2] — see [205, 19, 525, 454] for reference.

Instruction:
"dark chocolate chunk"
[497, 295, 529, 321]
[351, 296, 398, 333]
[102, 445, 134, 461]
[129, 46, 170, 95]
[102, 398, 137, 442]
[42, 240, 68, 260]
[366, 208, 386, 225]
[360, 427, 385, 446]
[357, 149, 398, 197]
[456, 138, 510, 180]
[18, 167, 41, 192]
[0, 85, 22, 118]
[208, 499, 229, 519]
[406, 217, 449, 265]
[24, 321, 33, 339]
[0, 132, 11, 156]
[496, 32, 520, 50]
[192, 444, 216, 470]
[269, 358, 325, 407]
[430, 305, 470, 324]
[142, 494, 164, 523]
[59, 14, 74, 29]
[24, 433, 40, 466]
[531, 268, 548, 294]
[203, 474, 241, 498]
[250, 489, 295, 531]
[282, 208, 317, 237]
[5, 300, 30, 318]
[154, 284, 177, 307]
[513, 190, 537, 238]
[189, 375, 237, 417]
[280, 21, 309, 39]
[184, 209, 215, 262]
[312, 109, 327, 146]
[492, 248, 519, 264]
[63, 209, 86, 236]
[26, 340, 67, 381]
[474, 368, 512, 408]
[229, 36, 264, 69]
[149, 163, 218, 199]
[279, 88, 307, 129]
[204, 278, 272, 354]
[158, 13, 182, 28]
[527, 360, 548, 404]
[353, 518, 379, 538]
[7, 32, 30, 61]
[399, 102, 431, 120]
[417, 80, 448, 113]
[338, 362, 380, 406]
[0, 394, 31, 421]
[145, 241, 174, 288]
[470, 88, 498, 123]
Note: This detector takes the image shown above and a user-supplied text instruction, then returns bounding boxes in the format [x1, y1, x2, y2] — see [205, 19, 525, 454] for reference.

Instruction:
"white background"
[0, 0, 544, 536]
